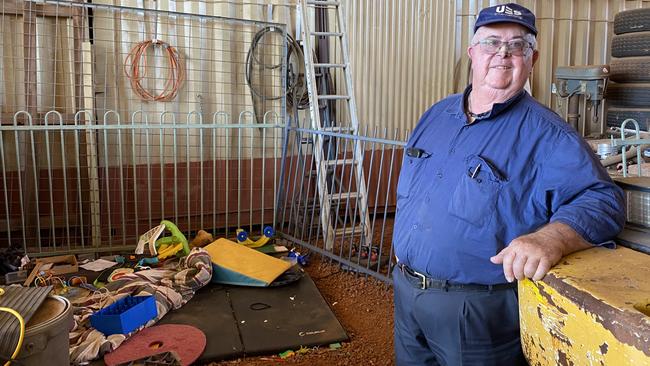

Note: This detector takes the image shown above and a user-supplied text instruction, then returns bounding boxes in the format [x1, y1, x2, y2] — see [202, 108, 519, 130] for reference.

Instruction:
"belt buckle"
[413, 270, 426, 290]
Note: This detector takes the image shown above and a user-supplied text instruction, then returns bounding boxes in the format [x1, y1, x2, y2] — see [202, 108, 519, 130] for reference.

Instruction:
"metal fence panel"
[0, 1, 287, 256]
[277, 125, 407, 282]
[0, 110, 284, 255]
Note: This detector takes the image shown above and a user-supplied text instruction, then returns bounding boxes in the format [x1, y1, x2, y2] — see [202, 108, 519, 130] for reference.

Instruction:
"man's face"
[467, 23, 538, 95]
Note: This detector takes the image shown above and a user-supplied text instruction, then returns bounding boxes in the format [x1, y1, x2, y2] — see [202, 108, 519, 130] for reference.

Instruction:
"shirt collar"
[446, 85, 527, 122]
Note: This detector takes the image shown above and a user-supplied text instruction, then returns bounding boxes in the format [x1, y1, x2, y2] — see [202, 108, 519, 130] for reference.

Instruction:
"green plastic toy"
[155, 220, 190, 259]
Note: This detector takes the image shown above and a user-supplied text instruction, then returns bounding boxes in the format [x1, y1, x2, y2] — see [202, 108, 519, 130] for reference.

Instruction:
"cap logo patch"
[495, 6, 522, 16]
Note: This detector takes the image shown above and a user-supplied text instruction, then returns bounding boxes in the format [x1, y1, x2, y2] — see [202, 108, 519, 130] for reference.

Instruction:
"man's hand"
[490, 222, 592, 282]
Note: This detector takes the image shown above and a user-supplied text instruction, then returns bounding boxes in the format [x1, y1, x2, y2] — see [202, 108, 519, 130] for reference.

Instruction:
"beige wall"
[344, 0, 457, 134]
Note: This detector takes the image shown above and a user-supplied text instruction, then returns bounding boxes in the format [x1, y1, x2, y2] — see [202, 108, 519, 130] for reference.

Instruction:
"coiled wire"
[246, 27, 310, 109]
[124, 39, 185, 102]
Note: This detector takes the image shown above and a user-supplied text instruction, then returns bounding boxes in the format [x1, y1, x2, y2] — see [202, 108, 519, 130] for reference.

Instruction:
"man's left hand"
[490, 222, 591, 282]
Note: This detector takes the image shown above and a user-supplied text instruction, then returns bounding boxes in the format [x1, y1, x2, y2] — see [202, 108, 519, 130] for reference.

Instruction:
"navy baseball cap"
[474, 3, 537, 36]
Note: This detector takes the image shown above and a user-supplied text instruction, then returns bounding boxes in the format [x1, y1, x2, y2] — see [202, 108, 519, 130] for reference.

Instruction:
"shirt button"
[412, 224, 418, 230]
[450, 148, 455, 154]
[436, 171, 443, 178]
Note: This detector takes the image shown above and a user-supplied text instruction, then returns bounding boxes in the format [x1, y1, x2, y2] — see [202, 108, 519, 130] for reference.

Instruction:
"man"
[392, 3, 625, 365]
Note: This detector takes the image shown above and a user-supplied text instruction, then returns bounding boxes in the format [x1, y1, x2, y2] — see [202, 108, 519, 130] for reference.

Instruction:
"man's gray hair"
[524, 33, 537, 50]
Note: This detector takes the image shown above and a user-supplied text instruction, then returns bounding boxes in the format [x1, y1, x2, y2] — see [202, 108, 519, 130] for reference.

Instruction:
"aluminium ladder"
[299, 0, 371, 251]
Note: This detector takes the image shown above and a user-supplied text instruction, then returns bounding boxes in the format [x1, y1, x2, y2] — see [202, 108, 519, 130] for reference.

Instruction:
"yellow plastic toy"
[155, 220, 190, 260]
[236, 226, 275, 248]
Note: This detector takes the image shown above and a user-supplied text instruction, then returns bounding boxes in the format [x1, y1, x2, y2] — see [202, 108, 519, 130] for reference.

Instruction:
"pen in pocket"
[469, 163, 481, 179]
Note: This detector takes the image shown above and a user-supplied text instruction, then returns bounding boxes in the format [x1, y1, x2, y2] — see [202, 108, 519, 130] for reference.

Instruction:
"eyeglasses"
[475, 38, 533, 56]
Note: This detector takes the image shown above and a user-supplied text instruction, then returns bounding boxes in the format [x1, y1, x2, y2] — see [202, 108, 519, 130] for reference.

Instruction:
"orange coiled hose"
[124, 40, 185, 102]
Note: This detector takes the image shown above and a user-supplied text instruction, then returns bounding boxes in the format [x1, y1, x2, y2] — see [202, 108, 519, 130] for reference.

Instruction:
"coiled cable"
[124, 39, 185, 102]
[246, 27, 310, 110]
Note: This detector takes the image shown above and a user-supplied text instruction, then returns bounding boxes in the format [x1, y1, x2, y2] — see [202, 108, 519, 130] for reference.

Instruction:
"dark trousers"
[393, 266, 528, 366]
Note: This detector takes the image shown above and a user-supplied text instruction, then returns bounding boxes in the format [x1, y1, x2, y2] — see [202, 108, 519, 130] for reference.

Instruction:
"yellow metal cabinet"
[519, 246, 650, 365]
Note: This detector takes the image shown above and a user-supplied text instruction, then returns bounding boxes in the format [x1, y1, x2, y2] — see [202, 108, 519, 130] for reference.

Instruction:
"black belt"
[398, 263, 516, 291]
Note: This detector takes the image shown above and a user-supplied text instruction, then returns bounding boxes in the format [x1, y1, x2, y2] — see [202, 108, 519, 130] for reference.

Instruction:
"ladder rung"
[328, 192, 359, 200]
[306, 0, 340, 6]
[325, 158, 355, 166]
[321, 126, 356, 132]
[335, 225, 365, 236]
[314, 63, 347, 68]
[318, 95, 350, 100]
[311, 31, 344, 37]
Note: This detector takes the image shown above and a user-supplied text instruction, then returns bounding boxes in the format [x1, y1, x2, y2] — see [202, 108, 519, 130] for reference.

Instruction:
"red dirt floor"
[210, 257, 396, 366]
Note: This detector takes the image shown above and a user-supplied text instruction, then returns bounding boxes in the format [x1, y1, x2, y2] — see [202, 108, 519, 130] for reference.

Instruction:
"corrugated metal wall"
[6, 0, 648, 133]
[345, 0, 650, 132]
[345, 0, 457, 133]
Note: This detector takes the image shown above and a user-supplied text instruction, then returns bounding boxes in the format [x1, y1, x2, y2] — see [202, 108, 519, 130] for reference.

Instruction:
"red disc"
[104, 324, 206, 366]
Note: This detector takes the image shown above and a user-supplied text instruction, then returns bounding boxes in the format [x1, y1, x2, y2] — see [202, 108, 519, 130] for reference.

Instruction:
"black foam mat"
[230, 274, 348, 355]
[159, 273, 348, 362]
[159, 284, 243, 362]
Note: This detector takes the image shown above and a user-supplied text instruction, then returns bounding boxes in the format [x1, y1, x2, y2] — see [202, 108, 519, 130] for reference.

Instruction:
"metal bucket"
[17, 295, 72, 366]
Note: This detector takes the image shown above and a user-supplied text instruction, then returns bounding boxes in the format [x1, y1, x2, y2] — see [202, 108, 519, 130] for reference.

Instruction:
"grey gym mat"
[159, 272, 348, 362]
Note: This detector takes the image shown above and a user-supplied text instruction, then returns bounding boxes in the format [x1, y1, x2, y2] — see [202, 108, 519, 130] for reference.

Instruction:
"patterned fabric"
[69, 248, 212, 364]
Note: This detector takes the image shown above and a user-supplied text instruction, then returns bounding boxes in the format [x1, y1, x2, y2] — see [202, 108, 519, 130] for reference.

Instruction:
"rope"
[97, 287, 113, 309]
[124, 39, 185, 102]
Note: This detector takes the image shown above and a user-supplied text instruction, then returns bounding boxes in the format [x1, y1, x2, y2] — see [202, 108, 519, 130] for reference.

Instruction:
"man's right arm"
[493, 130, 625, 281]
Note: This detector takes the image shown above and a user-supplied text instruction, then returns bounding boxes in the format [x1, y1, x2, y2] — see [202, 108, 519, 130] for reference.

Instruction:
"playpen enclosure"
[0, 0, 403, 282]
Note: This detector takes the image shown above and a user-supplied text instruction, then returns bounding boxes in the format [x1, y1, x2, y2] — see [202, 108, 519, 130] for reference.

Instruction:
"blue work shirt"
[393, 87, 625, 285]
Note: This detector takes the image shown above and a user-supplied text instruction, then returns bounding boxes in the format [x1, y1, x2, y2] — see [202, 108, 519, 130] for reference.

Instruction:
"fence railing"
[0, 109, 284, 256]
[277, 125, 407, 283]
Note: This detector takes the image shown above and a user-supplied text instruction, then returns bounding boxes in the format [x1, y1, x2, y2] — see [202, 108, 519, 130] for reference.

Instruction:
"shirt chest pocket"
[448, 155, 505, 227]
[396, 154, 428, 202]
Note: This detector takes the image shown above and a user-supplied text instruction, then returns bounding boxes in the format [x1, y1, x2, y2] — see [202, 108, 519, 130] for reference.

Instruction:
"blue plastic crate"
[90, 295, 157, 335]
